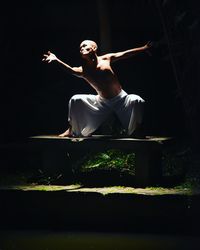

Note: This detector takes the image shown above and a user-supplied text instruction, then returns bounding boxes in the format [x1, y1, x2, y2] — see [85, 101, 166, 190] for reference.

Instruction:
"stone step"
[0, 186, 199, 233]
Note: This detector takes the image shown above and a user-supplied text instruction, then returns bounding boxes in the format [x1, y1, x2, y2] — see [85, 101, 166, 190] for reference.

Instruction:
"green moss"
[175, 177, 200, 190]
[77, 149, 135, 175]
[0, 184, 195, 196]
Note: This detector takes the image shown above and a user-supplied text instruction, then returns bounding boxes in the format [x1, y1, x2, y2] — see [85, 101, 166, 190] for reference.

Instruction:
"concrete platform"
[29, 135, 173, 187]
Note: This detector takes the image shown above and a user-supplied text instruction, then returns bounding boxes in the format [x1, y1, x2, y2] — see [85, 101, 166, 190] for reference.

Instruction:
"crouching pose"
[42, 40, 151, 137]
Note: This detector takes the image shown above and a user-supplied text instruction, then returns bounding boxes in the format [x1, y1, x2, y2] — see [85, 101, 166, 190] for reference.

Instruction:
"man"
[42, 40, 151, 137]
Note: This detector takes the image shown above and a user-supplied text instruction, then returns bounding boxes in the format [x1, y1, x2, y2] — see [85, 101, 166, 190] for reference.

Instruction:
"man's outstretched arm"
[103, 42, 152, 63]
[42, 51, 83, 77]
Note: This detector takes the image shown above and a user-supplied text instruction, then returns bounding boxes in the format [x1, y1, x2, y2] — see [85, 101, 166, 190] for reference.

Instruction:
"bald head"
[79, 40, 98, 58]
[80, 40, 98, 50]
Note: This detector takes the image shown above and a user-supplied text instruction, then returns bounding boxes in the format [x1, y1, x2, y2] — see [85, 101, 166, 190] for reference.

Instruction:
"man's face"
[80, 40, 97, 57]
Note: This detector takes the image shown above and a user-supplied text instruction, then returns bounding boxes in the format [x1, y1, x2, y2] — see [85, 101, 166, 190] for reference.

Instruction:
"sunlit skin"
[42, 40, 152, 136]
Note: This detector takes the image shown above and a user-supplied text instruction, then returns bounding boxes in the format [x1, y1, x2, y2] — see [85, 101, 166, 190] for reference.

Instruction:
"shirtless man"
[42, 40, 151, 137]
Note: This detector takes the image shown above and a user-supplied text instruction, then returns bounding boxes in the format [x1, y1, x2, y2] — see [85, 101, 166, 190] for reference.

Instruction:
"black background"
[1, 0, 199, 144]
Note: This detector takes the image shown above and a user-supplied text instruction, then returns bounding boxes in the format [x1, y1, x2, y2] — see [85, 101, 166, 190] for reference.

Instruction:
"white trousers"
[68, 89, 145, 137]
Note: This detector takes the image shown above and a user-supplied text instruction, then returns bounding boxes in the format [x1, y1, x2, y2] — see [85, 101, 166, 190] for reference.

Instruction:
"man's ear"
[93, 45, 98, 52]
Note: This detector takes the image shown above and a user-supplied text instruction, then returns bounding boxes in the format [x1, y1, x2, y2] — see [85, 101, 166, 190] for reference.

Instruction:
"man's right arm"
[42, 51, 83, 77]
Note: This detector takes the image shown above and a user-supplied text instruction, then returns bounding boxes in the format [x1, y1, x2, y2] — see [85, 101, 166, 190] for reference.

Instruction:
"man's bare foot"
[58, 128, 73, 137]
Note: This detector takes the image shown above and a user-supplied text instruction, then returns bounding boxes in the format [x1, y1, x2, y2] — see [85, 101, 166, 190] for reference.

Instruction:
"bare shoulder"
[99, 53, 113, 61]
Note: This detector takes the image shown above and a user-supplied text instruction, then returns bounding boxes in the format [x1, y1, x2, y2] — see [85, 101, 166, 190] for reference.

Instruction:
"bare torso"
[82, 56, 122, 99]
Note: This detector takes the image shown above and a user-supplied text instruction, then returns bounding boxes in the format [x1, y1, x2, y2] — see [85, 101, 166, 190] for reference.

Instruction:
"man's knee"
[70, 94, 85, 104]
[128, 94, 145, 104]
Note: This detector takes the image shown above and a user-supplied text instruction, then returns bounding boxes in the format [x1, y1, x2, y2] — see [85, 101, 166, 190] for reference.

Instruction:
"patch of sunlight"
[0, 184, 195, 196]
[0, 184, 82, 191]
[68, 186, 193, 195]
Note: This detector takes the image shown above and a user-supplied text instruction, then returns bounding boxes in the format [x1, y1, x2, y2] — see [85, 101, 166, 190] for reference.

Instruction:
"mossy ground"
[0, 148, 199, 194]
[0, 184, 195, 196]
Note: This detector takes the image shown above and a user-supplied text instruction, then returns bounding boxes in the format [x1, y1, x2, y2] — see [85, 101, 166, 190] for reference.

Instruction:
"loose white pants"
[68, 89, 145, 137]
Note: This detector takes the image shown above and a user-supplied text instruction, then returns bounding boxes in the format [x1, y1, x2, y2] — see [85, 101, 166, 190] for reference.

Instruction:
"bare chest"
[83, 61, 114, 80]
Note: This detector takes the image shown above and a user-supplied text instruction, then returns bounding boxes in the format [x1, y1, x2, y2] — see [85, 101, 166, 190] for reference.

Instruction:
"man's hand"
[144, 41, 153, 49]
[42, 51, 58, 63]
[144, 41, 153, 56]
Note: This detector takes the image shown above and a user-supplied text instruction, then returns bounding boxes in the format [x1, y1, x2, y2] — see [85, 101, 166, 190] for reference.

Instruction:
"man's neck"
[82, 53, 98, 68]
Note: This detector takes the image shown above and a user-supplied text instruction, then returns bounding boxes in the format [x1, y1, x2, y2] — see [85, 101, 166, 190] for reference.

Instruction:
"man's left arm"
[103, 42, 152, 62]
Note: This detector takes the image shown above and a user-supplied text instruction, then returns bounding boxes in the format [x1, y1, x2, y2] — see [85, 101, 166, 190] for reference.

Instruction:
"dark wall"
[1, 0, 198, 143]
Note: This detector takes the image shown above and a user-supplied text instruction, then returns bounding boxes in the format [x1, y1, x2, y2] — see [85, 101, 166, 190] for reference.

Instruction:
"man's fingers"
[42, 51, 53, 62]
[42, 57, 50, 62]
[42, 56, 48, 61]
